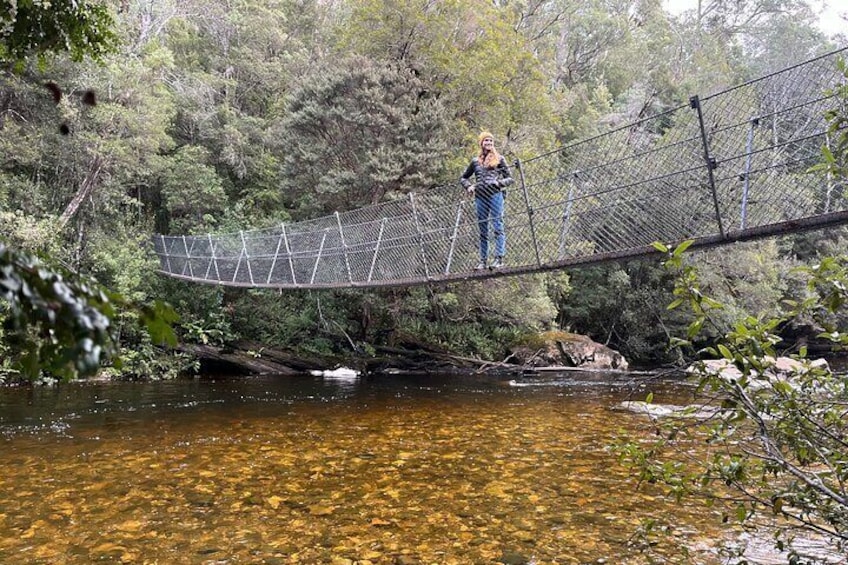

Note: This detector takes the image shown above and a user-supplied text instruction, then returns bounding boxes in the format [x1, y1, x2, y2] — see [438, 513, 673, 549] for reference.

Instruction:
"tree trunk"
[59, 154, 105, 229]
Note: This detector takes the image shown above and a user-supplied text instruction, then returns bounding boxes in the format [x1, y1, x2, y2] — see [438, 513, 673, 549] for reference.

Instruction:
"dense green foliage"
[0, 0, 846, 382]
[276, 55, 453, 216]
[0, 240, 113, 380]
[0, 0, 118, 68]
[0, 239, 177, 381]
[616, 239, 848, 561]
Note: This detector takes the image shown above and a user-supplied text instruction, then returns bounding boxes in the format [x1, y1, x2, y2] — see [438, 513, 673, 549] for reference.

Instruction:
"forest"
[1, 0, 846, 382]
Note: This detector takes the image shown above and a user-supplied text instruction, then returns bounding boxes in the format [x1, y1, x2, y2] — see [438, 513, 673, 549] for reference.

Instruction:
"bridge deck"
[154, 48, 848, 289]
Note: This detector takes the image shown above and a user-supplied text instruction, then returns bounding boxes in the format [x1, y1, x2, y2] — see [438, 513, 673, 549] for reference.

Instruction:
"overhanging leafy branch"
[1, 240, 177, 380]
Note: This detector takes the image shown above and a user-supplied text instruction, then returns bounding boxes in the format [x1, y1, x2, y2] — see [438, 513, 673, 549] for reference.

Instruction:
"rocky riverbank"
[181, 330, 632, 377]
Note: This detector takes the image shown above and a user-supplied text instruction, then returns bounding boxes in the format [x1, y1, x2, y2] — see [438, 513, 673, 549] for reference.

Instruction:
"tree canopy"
[0, 0, 118, 68]
[0, 0, 846, 382]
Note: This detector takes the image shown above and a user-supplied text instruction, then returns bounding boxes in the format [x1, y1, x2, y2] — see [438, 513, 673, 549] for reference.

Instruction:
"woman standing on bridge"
[460, 131, 514, 270]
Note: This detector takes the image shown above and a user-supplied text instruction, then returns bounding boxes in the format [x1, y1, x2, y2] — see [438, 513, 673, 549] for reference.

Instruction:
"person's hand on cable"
[461, 178, 476, 196]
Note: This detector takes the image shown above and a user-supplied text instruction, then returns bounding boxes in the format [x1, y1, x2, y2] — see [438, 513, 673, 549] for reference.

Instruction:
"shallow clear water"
[0, 372, 740, 564]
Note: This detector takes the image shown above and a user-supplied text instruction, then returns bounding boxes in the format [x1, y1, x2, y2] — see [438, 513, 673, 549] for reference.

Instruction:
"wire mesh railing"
[153, 47, 848, 289]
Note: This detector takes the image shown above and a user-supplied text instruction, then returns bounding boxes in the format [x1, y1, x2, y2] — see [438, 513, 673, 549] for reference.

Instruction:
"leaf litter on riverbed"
[0, 392, 807, 563]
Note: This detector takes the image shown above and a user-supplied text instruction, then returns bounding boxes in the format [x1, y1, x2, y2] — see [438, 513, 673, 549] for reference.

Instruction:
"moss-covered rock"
[512, 330, 629, 370]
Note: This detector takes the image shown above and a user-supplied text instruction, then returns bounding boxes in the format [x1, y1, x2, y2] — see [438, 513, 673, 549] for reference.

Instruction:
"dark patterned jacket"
[460, 155, 514, 198]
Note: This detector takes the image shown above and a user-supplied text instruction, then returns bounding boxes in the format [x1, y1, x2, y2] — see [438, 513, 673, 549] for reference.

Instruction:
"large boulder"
[512, 331, 629, 370]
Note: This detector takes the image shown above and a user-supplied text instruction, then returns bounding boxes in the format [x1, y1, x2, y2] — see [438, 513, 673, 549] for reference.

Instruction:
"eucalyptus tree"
[163, 0, 319, 228]
[687, 0, 816, 38]
[739, 13, 837, 78]
[334, 0, 557, 160]
[502, 0, 724, 144]
[665, 0, 823, 95]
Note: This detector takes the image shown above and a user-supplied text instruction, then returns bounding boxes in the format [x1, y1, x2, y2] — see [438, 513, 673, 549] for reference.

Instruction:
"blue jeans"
[475, 191, 505, 261]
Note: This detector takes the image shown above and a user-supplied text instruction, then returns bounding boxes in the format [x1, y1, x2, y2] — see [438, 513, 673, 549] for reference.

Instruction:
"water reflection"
[0, 373, 762, 563]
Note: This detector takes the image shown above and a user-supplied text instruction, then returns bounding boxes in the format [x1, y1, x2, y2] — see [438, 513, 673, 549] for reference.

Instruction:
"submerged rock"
[499, 551, 531, 565]
[616, 401, 717, 419]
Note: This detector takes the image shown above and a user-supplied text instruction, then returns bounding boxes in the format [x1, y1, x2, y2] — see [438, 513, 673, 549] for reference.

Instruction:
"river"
[0, 372, 835, 564]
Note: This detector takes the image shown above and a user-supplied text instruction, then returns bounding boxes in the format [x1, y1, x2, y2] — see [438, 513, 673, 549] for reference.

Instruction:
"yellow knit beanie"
[478, 131, 494, 148]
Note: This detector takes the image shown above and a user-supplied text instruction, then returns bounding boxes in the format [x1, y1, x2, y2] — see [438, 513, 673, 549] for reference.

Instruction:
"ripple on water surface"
[0, 372, 812, 564]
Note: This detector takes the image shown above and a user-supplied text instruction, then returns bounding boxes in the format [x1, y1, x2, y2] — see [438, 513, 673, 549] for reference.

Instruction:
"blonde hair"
[477, 131, 501, 169]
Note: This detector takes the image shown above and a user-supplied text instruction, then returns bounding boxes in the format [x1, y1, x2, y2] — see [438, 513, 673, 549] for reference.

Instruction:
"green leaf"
[821, 145, 835, 163]
[773, 380, 792, 395]
[687, 318, 704, 338]
[672, 240, 694, 257]
[736, 504, 747, 522]
[667, 298, 684, 310]
[701, 296, 724, 310]
[141, 301, 179, 347]
[717, 344, 733, 359]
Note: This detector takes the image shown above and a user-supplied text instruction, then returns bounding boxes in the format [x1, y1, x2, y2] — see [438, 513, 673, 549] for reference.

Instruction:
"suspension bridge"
[153, 48, 848, 289]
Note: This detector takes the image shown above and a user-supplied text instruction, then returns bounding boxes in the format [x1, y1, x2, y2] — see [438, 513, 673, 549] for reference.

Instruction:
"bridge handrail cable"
[153, 47, 848, 289]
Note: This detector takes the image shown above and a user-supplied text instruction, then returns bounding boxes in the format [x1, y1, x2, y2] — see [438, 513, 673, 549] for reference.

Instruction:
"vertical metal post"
[516, 158, 541, 266]
[690, 95, 726, 238]
[241, 231, 254, 285]
[825, 132, 834, 213]
[181, 235, 195, 278]
[160, 235, 173, 274]
[740, 117, 759, 230]
[335, 212, 353, 283]
[445, 201, 466, 274]
[559, 173, 579, 259]
[232, 232, 245, 283]
[203, 236, 213, 280]
[281, 224, 296, 286]
[368, 219, 387, 282]
[205, 234, 221, 281]
[267, 228, 285, 285]
[310, 230, 328, 285]
[409, 193, 431, 279]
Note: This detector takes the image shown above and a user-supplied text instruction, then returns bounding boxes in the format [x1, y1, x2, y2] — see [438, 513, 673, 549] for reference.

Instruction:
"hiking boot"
[490, 257, 504, 269]
[474, 261, 487, 271]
